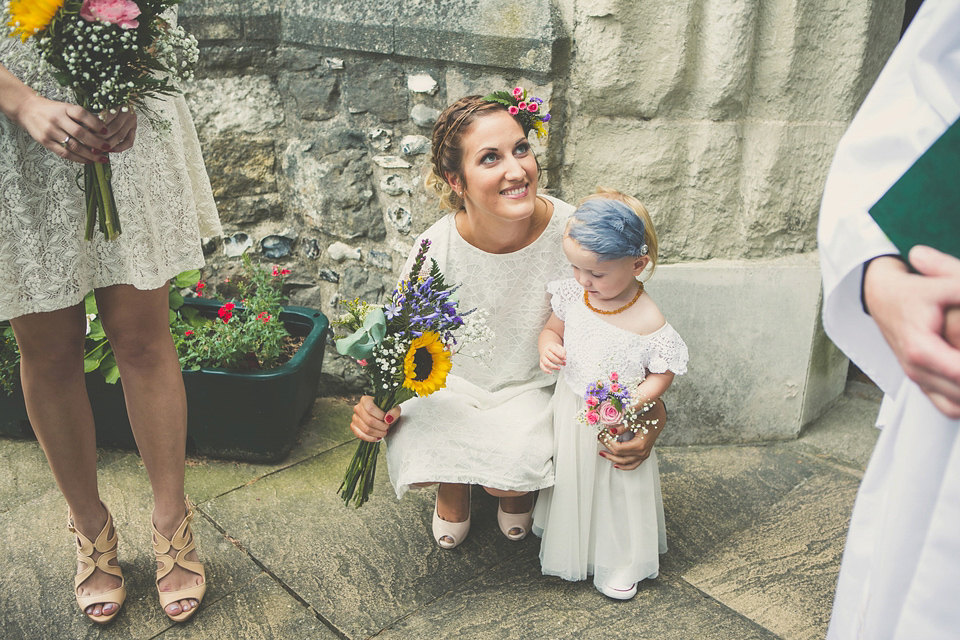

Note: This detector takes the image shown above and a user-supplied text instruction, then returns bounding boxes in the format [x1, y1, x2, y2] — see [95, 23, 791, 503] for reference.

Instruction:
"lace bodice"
[548, 278, 688, 396]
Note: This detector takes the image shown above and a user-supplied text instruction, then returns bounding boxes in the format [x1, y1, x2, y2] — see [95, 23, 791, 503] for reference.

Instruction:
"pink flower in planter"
[80, 0, 141, 29]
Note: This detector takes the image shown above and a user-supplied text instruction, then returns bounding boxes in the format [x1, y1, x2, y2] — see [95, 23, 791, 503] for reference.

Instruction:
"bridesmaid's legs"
[9, 305, 121, 618]
[95, 284, 201, 618]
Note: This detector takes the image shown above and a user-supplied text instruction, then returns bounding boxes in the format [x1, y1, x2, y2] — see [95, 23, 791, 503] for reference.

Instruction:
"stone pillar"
[558, 0, 902, 442]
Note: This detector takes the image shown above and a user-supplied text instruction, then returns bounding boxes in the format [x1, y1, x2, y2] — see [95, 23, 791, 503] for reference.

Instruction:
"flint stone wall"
[180, 0, 902, 443]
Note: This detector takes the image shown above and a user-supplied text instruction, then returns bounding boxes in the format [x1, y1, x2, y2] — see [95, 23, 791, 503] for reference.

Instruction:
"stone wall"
[179, 0, 902, 442]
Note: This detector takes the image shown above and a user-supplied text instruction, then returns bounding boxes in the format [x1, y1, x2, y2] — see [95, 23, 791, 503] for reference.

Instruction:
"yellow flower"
[7, 0, 64, 42]
[402, 332, 452, 396]
[532, 120, 548, 139]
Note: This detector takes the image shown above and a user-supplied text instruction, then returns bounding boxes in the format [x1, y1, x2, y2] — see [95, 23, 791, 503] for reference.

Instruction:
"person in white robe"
[818, 1, 960, 638]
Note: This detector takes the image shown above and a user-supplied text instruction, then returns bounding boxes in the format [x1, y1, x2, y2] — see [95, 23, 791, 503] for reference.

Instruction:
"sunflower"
[402, 332, 452, 396]
[7, 0, 64, 41]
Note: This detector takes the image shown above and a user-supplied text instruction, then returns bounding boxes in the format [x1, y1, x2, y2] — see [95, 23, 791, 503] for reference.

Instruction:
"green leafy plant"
[172, 255, 292, 371]
[0, 255, 295, 394]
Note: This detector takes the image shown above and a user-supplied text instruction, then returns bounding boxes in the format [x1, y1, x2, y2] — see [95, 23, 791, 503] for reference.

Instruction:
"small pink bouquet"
[578, 372, 659, 444]
[4, 0, 199, 240]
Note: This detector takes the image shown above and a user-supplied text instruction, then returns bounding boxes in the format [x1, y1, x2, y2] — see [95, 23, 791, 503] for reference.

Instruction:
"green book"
[869, 116, 960, 261]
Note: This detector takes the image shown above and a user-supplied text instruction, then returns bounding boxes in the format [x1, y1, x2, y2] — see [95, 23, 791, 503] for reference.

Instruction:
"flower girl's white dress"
[533, 278, 688, 590]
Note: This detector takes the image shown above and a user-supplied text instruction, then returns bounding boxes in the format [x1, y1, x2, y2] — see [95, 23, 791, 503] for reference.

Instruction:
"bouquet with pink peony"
[578, 371, 659, 444]
[4, 0, 199, 240]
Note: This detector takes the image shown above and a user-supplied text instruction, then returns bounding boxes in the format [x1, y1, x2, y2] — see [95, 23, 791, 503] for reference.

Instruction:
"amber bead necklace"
[583, 282, 644, 315]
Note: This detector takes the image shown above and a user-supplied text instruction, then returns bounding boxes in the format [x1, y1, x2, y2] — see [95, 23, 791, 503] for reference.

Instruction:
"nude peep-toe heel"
[152, 498, 207, 622]
[432, 488, 471, 549]
[497, 495, 534, 541]
[68, 506, 126, 624]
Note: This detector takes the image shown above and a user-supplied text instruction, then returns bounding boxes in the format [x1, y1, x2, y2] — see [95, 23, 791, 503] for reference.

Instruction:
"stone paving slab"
[0, 392, 881, 639]
[184, 397, 357, 503]
[203, 443, 539, 638]
[683, 469, 861, 640]
[377, 551, 778, 640]
[0, 454, 263, 640]
[158, 573, 337, 639]
[657, 445, 819, 572]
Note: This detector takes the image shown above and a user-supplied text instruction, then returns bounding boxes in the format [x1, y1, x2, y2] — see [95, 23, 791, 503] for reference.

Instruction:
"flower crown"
[482, 87, 551, 139]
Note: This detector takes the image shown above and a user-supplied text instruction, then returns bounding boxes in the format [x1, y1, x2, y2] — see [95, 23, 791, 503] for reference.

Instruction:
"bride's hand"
[599, 399, 667, 470]
[350, 395, 401, 442]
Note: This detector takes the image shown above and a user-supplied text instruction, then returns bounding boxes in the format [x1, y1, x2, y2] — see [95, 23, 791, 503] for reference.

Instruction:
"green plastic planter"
[0, 299, 329, 463]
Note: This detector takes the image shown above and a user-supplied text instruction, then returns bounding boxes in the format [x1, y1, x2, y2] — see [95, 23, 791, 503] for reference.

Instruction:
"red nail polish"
[599, 452, 606, 458]
[102, 144, 111, 151]
[613, 465, 621, 470]
[101, 128, 108, 134]
[385, 414, 394, 424]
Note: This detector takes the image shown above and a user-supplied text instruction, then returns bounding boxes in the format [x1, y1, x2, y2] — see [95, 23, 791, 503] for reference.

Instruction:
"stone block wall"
[179, 0, 902, 442]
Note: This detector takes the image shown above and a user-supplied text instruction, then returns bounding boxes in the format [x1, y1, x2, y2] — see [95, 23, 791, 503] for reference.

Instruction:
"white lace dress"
[385, 196, 574, 496]
[532, 278, 688, 590]
[0, 32, 221, 321]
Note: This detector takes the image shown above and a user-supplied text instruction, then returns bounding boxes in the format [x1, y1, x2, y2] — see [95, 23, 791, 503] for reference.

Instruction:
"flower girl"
[532, 189, 688, 599]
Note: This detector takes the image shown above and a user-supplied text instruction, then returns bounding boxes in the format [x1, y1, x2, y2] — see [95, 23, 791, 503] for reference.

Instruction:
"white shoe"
[432, 490, 470, 549]
[497, 497, 534, 541]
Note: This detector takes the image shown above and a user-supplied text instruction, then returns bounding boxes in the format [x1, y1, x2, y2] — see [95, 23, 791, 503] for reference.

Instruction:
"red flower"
[280, 268, 291, 276]
[218, 302, 236, 323]
[257, 311, 272, 323]
[272, 265, 280, 276]
[184, 330, 194, 337]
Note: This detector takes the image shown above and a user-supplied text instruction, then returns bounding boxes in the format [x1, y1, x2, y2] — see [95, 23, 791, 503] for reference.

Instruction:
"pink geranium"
[598, 401, 622, 426]
[80, 0, 141, 29]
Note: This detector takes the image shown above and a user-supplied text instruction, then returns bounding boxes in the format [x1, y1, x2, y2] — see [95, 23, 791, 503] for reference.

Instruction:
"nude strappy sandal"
[68, 506, 126, 624]
[152, 498, 206, 622]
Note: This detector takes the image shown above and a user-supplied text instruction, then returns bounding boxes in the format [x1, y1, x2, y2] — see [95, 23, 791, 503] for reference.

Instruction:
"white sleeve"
[818, 0, 960, 396]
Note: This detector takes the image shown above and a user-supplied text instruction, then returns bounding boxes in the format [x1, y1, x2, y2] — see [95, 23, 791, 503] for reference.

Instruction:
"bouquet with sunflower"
[334, 239, 472, 508]
[3, 0, 199, 240]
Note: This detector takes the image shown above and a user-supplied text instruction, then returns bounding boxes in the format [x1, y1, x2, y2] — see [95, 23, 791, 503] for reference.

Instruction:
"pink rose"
[517, 101, 527, 110]
[585, 396, 599, 407]
[527, 102, 538, 113]
[585, 410, 601, 425]
[610, 372, 618, 382]
[610, 383, 620, 392]
[513, 87, 523, 98]
[598, 401, 622, 426]
[80, 0, 141, 29]
[508, 106, 519, 115]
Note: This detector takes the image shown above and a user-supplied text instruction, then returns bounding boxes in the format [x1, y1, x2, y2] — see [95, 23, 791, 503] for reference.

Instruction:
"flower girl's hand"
[350, 395, 401, 442]
[539, 344, 566, 373]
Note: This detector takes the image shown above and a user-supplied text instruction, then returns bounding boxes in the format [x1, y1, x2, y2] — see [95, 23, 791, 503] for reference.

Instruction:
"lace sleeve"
[647, 324, 689, 376]
[546, 278, 579, 322]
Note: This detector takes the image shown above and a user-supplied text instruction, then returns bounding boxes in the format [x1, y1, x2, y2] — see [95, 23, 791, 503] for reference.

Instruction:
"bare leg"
[9, 305, 121, 618]
[436, 483, 470, 522]
[95, 284, 201, 617]
[482, 487, 533, 513]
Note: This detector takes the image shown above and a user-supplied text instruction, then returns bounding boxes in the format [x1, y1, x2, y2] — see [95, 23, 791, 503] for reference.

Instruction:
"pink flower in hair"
[517, 101, 527, 110]
[80, 0, 141, 29]
[527, 102, 539, 113]
[508, 106, 519, 115]
[513, 87, 523, 98]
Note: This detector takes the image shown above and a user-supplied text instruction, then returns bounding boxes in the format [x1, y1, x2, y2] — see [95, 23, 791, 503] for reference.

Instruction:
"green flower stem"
[338, 386, 411, 508]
